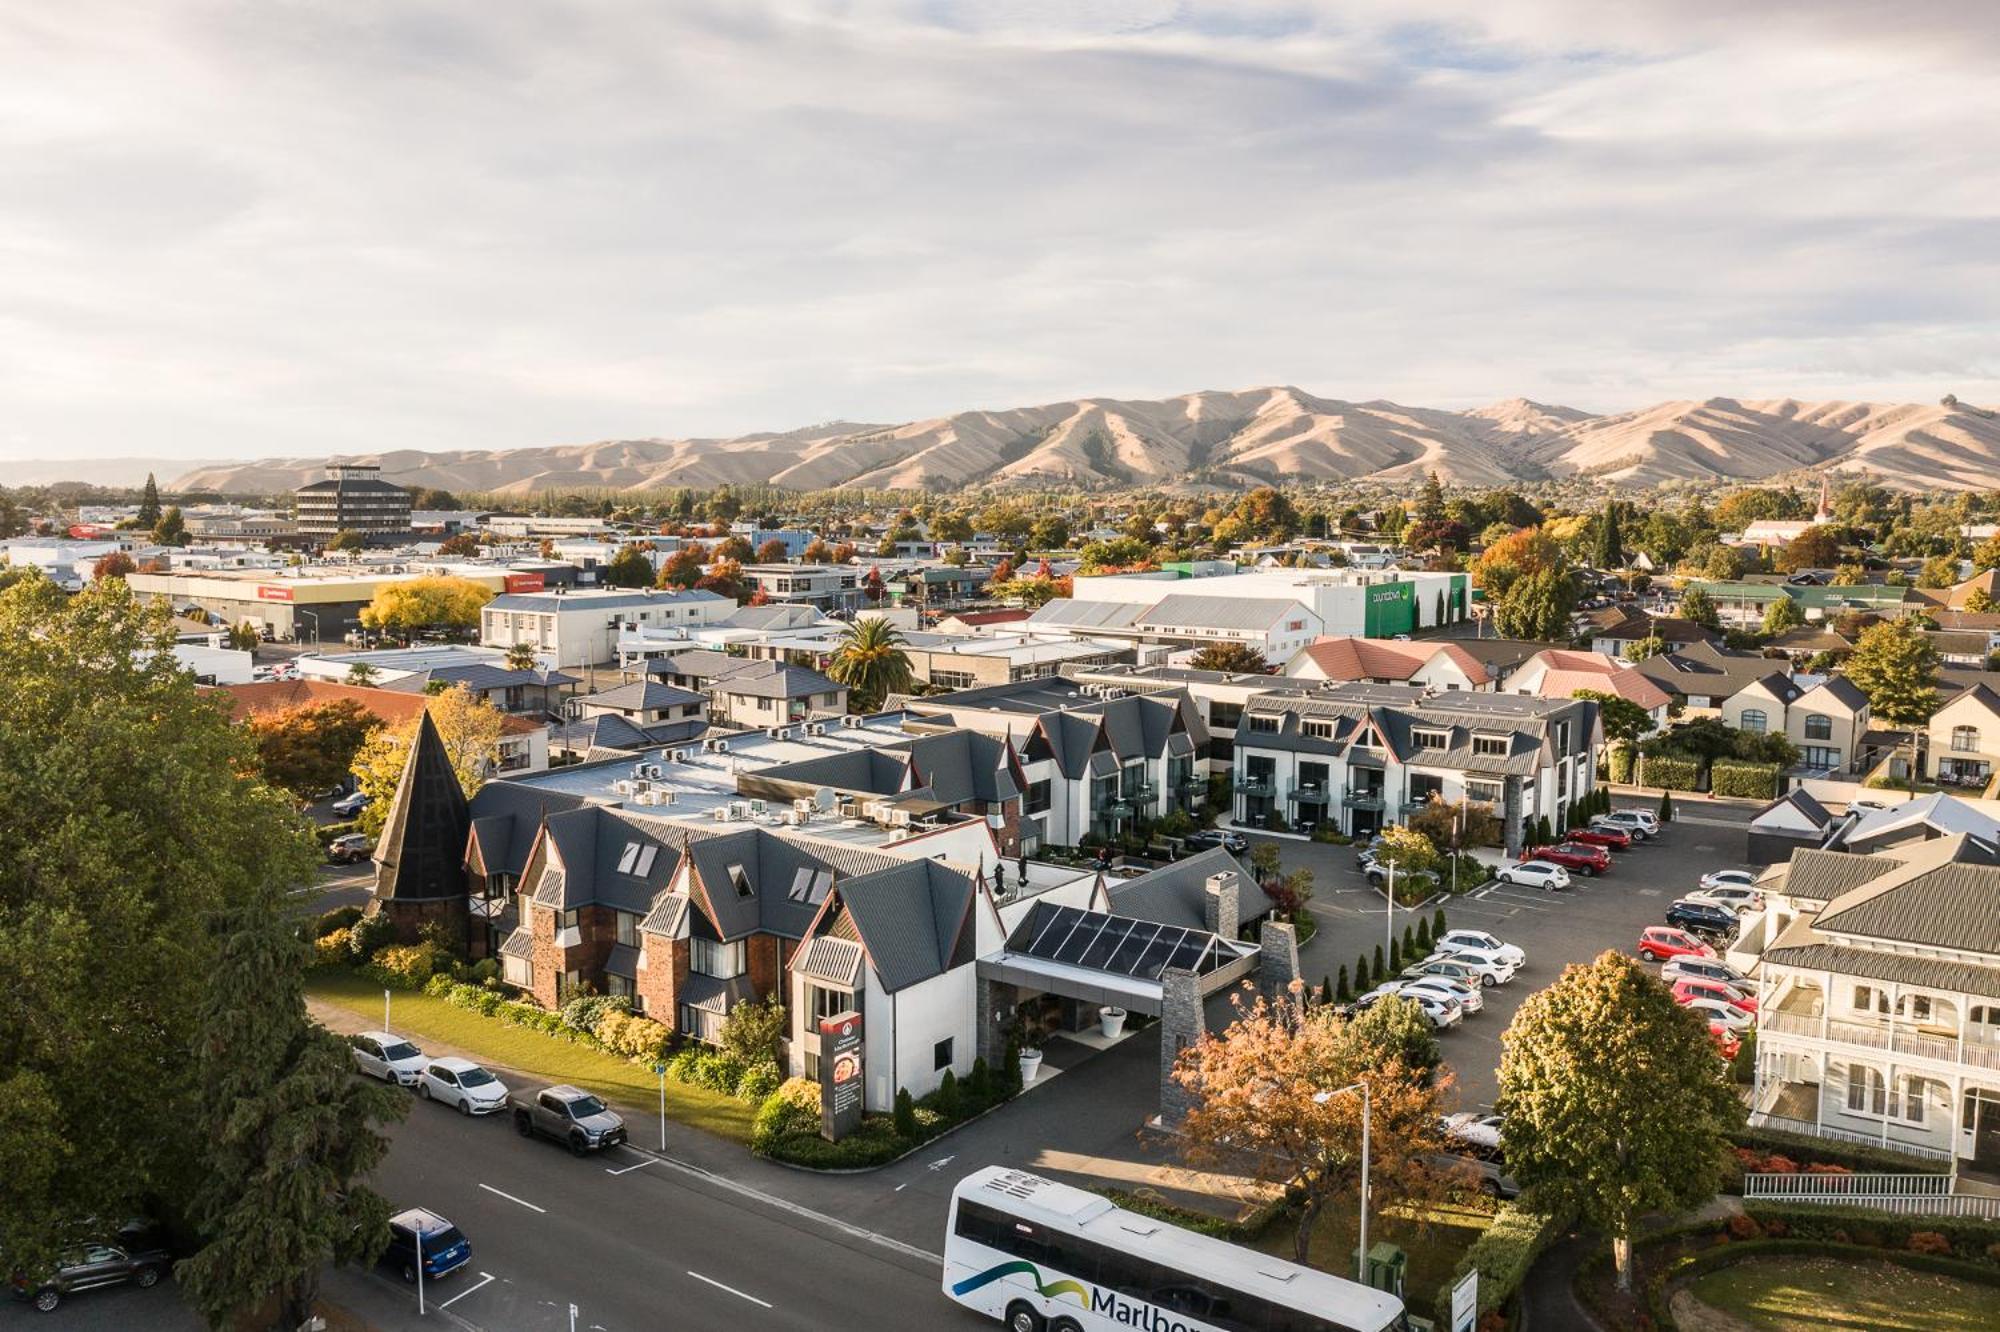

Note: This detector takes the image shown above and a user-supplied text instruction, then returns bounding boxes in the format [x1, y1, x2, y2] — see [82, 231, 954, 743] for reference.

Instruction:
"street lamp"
[1314, 1081, 1372, 1280]
[296, 607, 320, 652]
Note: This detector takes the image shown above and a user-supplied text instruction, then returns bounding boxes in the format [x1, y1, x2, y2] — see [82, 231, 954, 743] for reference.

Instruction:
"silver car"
[1400, 975, 1482, 1015]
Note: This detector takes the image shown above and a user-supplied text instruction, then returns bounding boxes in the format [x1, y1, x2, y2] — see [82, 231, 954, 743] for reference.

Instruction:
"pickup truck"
[510, 1084, 627, 1156]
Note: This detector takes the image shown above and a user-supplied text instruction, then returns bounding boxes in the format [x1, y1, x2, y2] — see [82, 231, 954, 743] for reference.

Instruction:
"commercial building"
[124, 566, 543, 642]
[294, 464, 412, 541]
[480, 587, 734, 667]
[738, 564, 862, 613]
[1069, 565, 1470, 639]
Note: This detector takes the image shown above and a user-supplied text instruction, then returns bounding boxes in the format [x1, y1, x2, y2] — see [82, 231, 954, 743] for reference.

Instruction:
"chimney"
[1204, 871, 1241, 940]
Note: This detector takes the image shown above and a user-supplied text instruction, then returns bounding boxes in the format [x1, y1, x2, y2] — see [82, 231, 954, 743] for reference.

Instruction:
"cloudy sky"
[4, 0, 1997, 464]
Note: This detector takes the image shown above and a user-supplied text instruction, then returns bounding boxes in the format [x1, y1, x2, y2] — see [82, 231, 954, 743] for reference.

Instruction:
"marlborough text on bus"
[1090, 1288, 1211, 1332]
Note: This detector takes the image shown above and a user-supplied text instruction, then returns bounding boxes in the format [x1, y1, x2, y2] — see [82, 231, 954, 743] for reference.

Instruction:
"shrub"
[346, 912, 397, 962]
[1638, 754, 1700, 791]
[1908, 1231, 1953, 1255]
[1607, 741, 1635, 784]
[1433, 1200, 1575, 1326]
[1335, 964, 1351, 1002]
[364, 942, 442, 989]
[312, 928, 353, 967]
[718, 994, 787, 1068]
[893, 1087, 918, 1137]
[1659, 789, 1675, 822]
[735, 1061, 782, 1103]
[1726, 1214, 1764, 1241]
[560, 994, 630, 1037]
[1711, 760, 1780, 800]
[965, 1056, 991, 1099]
[465, 958, 499, 985]
[1741, 1202, 2000, 1264]
[313, 905, 364, 939]
[930, 1069, 961, 1119]
[751, 1078, 822, 1150]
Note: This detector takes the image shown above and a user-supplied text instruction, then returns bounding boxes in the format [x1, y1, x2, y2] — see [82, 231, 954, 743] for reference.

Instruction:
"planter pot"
[1099, 1007, 1128, 1039]
[1018, 1049, 1044, 1084]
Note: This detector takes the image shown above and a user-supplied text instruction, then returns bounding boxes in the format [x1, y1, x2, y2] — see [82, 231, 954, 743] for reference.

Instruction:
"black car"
[10, 1240, 171, 1314]
[1184, 829, 1248, 854]
[1665, 899, 1738, 939]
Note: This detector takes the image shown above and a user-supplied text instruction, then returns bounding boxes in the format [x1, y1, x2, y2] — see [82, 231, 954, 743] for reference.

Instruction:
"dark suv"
[10, 1239, 171, 1314]
[1665, 898, 1738, 940]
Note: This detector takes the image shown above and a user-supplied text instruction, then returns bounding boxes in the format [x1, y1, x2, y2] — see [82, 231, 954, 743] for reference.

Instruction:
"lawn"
[307, 971, 758, 1144]
[1688, 1256, 2000, 1332]
[1252, 1195, 1492, 1308]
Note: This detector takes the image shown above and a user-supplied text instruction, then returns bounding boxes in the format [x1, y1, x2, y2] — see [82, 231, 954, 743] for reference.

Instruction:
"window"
[680, 1003, 727, 1044]
[1412, 728, 1449, 750]
[1896, 993, 1938, 1023]
[934, 1037, 954, 1071]
[1804, 714, 1832, 740]
[1025, 779, 1052, 815]
[1802, 745, 1841, 769]
[615, 841, 658, 876]
[809, 983, 849, 1025]
[1845, 1063, 1885, 1115]
[1466, 778, 1502, 804]
[1472, 734, 1508, 758]
[1853, 984, 1889, 1016]
[726, 863, 753, 898]
[1208, 701, 1243, 730]
[692, 937, 747, 978]
[1304, 719, 1335, 740]
[560, 908, 580, 931]
[615, 911, 639, 946]
[1740, 709, 1767, 733]
[932, 670, 976, 690]
[1954, 725, 1981, 753]
[1245, 713, 1281, 733]
[607, 974, 633, 1000]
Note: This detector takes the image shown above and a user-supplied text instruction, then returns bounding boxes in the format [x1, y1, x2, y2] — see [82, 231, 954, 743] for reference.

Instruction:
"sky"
[3, 0, 1997, 464]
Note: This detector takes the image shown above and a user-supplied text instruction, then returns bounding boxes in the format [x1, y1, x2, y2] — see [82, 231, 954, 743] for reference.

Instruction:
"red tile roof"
[1293, 636, 1490, 686]
[204, 679, 541, 735]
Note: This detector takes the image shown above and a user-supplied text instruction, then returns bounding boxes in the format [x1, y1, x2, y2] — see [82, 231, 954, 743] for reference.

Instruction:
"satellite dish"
[813, 786, 838, 812]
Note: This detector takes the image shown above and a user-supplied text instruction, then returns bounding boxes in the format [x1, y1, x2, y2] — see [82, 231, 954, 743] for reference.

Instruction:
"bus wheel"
[1050, 1320, 1083, 1332]
[1005, 1302, 1044, 1332]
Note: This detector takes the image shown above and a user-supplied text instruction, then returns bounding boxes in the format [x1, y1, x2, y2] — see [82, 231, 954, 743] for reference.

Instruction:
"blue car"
[384, 1209, 470, 1284]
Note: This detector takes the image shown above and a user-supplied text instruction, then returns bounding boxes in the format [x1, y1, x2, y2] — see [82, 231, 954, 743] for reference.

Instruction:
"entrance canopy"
[977, 900, 1258, 1016]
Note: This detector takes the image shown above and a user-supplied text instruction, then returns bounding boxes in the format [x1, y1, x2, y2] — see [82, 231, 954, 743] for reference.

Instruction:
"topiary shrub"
[363, 942, 443, 989]
[929, 1069, 961, 1119]
[345, 912, 397, 962]
[965, 1056, 991, 1099]
[893, 1087, 918, 1137]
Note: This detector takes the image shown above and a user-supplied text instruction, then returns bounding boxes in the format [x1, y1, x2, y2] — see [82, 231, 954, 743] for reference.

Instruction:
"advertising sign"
[503, 572, 546, 593]
[1451, 1270, 1479, 1332]
[818, 1010, 864, 1142]
[256, 584, 295, 602]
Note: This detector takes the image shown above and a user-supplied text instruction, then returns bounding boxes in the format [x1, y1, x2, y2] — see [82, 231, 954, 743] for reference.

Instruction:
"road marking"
[927, 1155, 956, 1172]
[687, 1271, 773, 1308]
[478, 1183, 546, 1213]
[438, 1272, 496, 1308]
[653, 1155, 944, 1267]
[606, 1157, 657, 1176]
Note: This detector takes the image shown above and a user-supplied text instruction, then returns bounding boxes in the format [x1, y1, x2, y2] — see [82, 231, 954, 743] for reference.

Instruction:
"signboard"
[818, 1010, 864, 1142]
[504, 571, 546, 593]
[1451, 1270, 1478, 1332]
[256, 584, 295, 602]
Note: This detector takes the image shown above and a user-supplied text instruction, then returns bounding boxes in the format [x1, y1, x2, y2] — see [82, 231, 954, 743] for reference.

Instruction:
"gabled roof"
[1796, 674, 1867, 712]
[1837, 791, 2000, 853]
[465, 780, 590, 879]
[685, 828, 905, 942]
[1104, 850, 1277, 929]
[1811, 834, 2000, 954]
[581, 679, 705, 713]
[372, 711, 470, 902]
[1773, 847, 1905, 904]
[1520, 650, 1671, 711]
[1748, 788, 1833, 835]
[1133, 594, 1303, 633]
[1290, 636, 1490, 687]
[817, 859, 979, 993]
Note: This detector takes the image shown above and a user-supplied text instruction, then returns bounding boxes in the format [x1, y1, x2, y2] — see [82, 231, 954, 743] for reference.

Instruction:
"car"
[1358, 851, 1439, 891]
[1442, 1111, 1505, 1152]
[1435, 929, 1526, 969]
[350, 1031, 429, 1086]
[1184, 829, 1248, 854]
[1699, 869, 1759, 892]
[511, 1084, 627, 1155]
[1400, 975, 1482, 1015]
[1525, 843, 1610, 876]
[1402, 956, 1487, 987]
[1709, 1024, 1743, 1061]
[1636, 925, 1716, 964]
[1688, 884, 1764, 914]
[1666, 898, 1740, 940]
[1569, 824, 1632, 851]
[1495, 859, 1571, 892]
[1848, 799, 1890, 814]
[1425, 946, 1516, 987]
[326, 832, 373, 865]
[383, 1209, 471, 1285]
[1663, 956, 1757, 991]
[1599, 810, 1660, 840]
[1403, 991, 1463, 1029]
[1682, 996, 1754, 1032]
[419, 1057, 509, 1115]
[1673, 978, 1758, 1014]
[331, 790, 370, 817]
[9, 1241, 172, 1314]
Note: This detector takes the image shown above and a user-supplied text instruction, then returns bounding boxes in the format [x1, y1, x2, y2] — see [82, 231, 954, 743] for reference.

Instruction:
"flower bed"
[753, 1058, 1020, 1169]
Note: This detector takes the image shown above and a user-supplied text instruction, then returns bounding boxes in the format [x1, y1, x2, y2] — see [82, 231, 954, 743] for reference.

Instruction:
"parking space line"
[606, 1156, 657, 1176]
[438, 1271, 496, 1308]
[478, 1183, 546, 1213]
[688, 1270, 773, 1308]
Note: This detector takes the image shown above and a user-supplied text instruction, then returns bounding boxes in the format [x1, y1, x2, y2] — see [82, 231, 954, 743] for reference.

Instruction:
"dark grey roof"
[1815, 854, 2000, 954]
[1750, 788, 1832, 831]
[499, 927, 533, 959]
[795, 935, 865, 987]
[907, 730, 1020, 805]
[1775, 848, 1903, 904]
[534, 805, 709, 914]
[754, 746, 911, 796]
[832, 860, 978, 993]
[1764, 940, 2000, 1004]
[466, 780, 590, 879]
[1105, 850, 1277, 929]
[681, 973, 757, 1014]
[551, 714, 654, 753]
[583, 679, 706, 712]
[687, 828, 903, 942]
[640, 893, 689, 938]
[372, 711, 471, 902]
[604, 943, 639, 978]
[1799, 674, 1868, 711]
[1231, 692, 1585, 777]
[1631, 640, 1787, 699]
[721, 661, 841, 700]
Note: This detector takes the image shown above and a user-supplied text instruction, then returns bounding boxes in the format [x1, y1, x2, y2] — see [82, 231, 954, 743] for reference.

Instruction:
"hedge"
[1730, 1124, 1949, 1176]
[1637, 754, 1701, 792]
[1739, 1202, 2000, 1264]
[1632, 1234, 2000, 1330]
[1607, 742, 1635, 785]
[1431, 1199, 1573, 1326]
[1710, 760, 1779, 800]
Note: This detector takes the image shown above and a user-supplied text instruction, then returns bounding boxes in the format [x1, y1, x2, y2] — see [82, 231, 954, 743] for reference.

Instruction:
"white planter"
[1099, 1007, 1128, 1039]
[1018, 1048, 1044, 1084]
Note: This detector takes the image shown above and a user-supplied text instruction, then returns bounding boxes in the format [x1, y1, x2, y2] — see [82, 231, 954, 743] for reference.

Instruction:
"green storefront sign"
[1363, 580, 1417, 638]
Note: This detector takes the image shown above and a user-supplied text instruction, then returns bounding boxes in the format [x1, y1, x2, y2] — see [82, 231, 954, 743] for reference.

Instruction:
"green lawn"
[1253, 1195, 1491, 1308]
[307, 971, 757, 1144]
[1689, 1256, 2000, 1332]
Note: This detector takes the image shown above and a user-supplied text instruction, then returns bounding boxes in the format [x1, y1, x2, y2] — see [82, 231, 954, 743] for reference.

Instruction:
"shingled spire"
[372, 710, 471, 902]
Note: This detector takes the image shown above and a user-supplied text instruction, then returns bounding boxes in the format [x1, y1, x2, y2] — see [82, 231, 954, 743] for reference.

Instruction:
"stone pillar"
[1158, 967, 1203, 1126]
[1503, 775, 1525, 857]
[1203, 871, 1241, 940]
[1258, 920, 1300, 1007]
[976, 977, 1009, 1067]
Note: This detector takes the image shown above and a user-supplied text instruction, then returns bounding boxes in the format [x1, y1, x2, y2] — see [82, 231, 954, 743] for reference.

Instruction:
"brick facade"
[635, 937, 690, 1025]
[526, 903, 561, 1009]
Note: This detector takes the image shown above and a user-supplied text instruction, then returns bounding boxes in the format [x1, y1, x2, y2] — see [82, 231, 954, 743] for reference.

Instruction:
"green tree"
[1830, 562, 1866, 585]
[1593, 500, 1622, 570]
[152, 504, 189, 546]
[1188, 641, 1271, 674]
[1845, 617, 1940, 730]
[1348, 994, 1441, 1079]
[137, 472, 162, 527]
[827, 616, 914, 712]
[358, 575, 492, 637]
[326, 529, 365, 554]
[1762, 593, 1803, 635]
[1678, 585, 1721, 631]
[1775, 526, 1842, 572]
[717, 994, 787, 1070]
[1570, 689, 1653, 744]
[602, 543, 655, 588]
[1495, 566, 1575, 640]
[1965, 587, 1997, 614]
[1416, 471, 1446, 527]
[1029, 515, 1070, 551]
[1917, 555, 1961, 589]
[504, 640, 541, 671]
[1621, 634, 1664, 661]
[1499, 952, 1743, 1289]
[344, 661, 379, 686]
[177, 897, 404, 1327]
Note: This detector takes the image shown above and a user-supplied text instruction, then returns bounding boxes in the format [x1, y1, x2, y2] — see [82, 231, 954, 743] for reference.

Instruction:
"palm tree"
[827, 616, 913, 712]
[504, 641, 540, 672]
[345, 662, 379, 687]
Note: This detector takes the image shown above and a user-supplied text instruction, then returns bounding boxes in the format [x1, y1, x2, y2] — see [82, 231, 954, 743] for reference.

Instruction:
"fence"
[1744, 1171, 2000, 1217]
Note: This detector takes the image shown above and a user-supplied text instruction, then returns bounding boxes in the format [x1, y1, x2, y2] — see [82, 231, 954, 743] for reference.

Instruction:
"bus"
[943, 1167, 1409, 1332]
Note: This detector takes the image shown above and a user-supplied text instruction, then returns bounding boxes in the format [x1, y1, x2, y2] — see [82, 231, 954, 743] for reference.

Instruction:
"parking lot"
[1259, 805, 1759, 1108]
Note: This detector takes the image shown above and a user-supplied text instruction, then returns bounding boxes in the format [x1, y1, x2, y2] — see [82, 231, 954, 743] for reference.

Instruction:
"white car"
[1436, 929, 1526, 969]
[1681, 997, 1754, 1032]
[1400, 976, 1482, 1015]
[1443, 1111, 1505, 1151]
[1402, 956, 1487, 987]
[1406, 991, 1463, 1029]
[418, 1056, 509, 1115]
[350, 1031, 428, 1086]
[1699, 869, 1759, 892]
[1424, 947, 1516, 987]
[1496, 859, 1571, 892]
[1689, 884, 1764, 914]
[1600, 810, 1659, 839]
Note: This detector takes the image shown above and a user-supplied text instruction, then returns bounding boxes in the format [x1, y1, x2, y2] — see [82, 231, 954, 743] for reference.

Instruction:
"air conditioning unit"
[714, 739, 729, 753]
[749, 799, 767, 816]
[669, 749, 689, 763]
[711, 806, 730, 821]
[614, 779, 637, 794]
[794, 797, 815, 815]
[889, 809, 912, 827]
[730, 801, 751, 820]
[807, 723, 826, 737]
[661, 790, 678, 806]
[644, 764, 665, 779]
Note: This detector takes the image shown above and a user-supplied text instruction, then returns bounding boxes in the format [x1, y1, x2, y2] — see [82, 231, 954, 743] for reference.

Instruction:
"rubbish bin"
[1363, 1242, 1406, 1298]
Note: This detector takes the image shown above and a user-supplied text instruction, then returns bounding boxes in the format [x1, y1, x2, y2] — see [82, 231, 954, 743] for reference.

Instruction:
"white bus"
[943, 1167, 1409, 1332]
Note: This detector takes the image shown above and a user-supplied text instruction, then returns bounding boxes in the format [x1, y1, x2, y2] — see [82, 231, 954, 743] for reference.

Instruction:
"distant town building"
[295, 464, 412, 541]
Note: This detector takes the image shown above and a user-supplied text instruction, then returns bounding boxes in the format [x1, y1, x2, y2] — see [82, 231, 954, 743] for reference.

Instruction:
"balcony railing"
[1237, 777, 1276, 797]
[1292, 785, 1330, 805]
[1343, 789, 1385, 810]
[1768, 1013, 2000, 1071]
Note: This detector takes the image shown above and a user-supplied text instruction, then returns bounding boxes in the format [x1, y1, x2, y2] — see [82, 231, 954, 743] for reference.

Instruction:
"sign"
[504, 571, 546, 593]
[818, 1010, 864, 1142]
[1451, 1270, 1478, 1332]
[256, 584, 295, 602]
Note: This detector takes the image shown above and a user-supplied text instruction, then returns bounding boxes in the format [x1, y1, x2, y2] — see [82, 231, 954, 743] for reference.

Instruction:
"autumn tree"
[1472, 527, 1576, 640]
[1917, 554, 1961, 589]
[93, 551, 137, 581]
[246, 699, 377, 801]
[1407, 797, 1502, 852]
[1775, 526, 1842, 572]
[358, 575, 492, 637]
[1571, 689, 1653, 744]
[1499, 952, 1743, 1289]
[1174, 986, 1450, 1267]
[751, 537, 788, 563]
[436, 531, 482, 558]
[350, 687, 504, 834]
[602, 543, 655, 588]
[861, 566, 886, 604]
[985, 557, 1015, 588]
[1188, 641, 1271, 674]
[1762, 593, 1804, 635]
[657, 546, 706, 589]
[800, 538, 833, 563]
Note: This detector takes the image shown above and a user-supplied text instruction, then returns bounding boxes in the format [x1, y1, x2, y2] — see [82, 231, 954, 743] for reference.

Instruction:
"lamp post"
[1314, 1081, 1372, 1280]
[297, 607, 320, 652]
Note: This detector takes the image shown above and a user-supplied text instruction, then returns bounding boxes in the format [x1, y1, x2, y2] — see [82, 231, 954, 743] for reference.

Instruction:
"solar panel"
[1079, 916, 1133, 969]
[1167, 933, 1210, 974]
[1052, 916, 1104, 965]
[1024, 905, 1085, 955]
[1107, 921, 1163, 974]
[1133, 927, 1186, 979]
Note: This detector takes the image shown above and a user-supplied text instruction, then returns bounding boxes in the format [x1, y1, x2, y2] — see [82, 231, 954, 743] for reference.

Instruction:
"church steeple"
[1815, 472, 1832, 523]
[372, 710, 471, 902]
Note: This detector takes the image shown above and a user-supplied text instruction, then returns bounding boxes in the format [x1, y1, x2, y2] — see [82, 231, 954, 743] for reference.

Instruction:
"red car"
[1527, 843, 1611, 876]
[1710, 1023, 1742, 1061]
[1674, 978, 1758, 1014]
[1637, 926, 1716, 964]
[1568, 824, 1632, 851]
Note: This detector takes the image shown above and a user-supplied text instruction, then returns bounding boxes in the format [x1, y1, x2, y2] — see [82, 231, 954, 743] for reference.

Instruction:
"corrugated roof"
[795, 936, 865, 987]
[1814, 838, 2000, 953]
[1765, 938, 2000, 1004]
[1133, 594, 1302, 632]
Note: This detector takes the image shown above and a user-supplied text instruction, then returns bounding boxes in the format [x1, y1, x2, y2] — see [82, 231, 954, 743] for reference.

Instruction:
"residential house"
[1582, 609, 1720, 658]
[1787, 676, 1870, 776]
[648, 649, 847, 728]
[1283, 636, 1492, 691]
[1929, 685, 2000, 791]
[208, 677, 550, 774]
[1508, 649, 1670, 733]
[738, 563, 862, 613]
[1720, 673, 1804, 740]
[1632, 640, 1794, 712]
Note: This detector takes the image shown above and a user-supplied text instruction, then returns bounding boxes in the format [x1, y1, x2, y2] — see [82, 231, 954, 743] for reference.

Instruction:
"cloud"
[0, 0, 1994, 463]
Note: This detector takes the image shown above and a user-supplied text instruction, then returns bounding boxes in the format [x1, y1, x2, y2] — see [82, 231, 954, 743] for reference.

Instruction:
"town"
[8, 462, 2000, 1331]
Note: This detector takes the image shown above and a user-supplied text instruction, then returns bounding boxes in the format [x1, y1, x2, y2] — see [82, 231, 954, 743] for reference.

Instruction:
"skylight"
[615, 842, 641, 874]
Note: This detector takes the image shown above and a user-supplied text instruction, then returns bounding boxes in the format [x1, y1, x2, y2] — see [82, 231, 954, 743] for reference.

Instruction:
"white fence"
[1744, 1171, 2000, 1217]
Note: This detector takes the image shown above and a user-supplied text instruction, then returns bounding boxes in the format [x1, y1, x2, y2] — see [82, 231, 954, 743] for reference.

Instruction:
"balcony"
[1344, 789, 1385, 810]
[1765, 1011, 2000, 1072]
[1237, 777, 1276, 798]
[1126, 781, 1157, 800]
[1180, 776, 1208, 793]
[1292, 785, 1330, 805]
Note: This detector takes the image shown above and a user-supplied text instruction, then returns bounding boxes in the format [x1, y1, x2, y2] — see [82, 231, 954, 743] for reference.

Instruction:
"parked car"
[1400, 975, 1482, 1015]
[511, 1085, 627, 1155]
[1682, 996, 1755, 1033]
[1710, 1024, 1743, 1061]
[1673, 978, 1758, 1014]
[1443, 1112, 1506, 1151]
[326, 832, 372, 865]
[1359, 852, 1439, 892]
[1636, 925, 1716, 964]
[1599, 810, 1660, 840]
[1665, 898, 1740, 940]
[1495, 859, 1571, 892]
[1525, 842, 1610, 876]
[1699, 869, 1759, 892]
[1435, 929, 1526, 969]
[419, 1057, 509, 1115]
[1663, 956, 1757, 991]
[9, 1238, 172, 1314]
[383, 1209, 471, 1285]
[1184, 829, 1248, 854]
[331, 790, 370, 817]
[1848, 799, 1890, 813]
[1568, 824, 1632, 850]
[1423, 946, 1517, 987]
[1403, 991, 1463, 1029]
[350, 1031, 429, 1087]
[1401, 956, 1488, 987]
[1688, 884, 1764, 914]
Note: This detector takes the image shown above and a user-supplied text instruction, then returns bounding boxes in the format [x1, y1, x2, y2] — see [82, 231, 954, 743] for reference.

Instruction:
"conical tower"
[372, 710, 471, 905]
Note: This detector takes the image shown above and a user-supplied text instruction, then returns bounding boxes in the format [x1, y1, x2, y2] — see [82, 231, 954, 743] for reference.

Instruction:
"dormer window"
[1246, 713, 1281, 734]
[1304, 719, 1335, 739]
[1472, 734, 1508, 758]
[1412, 728, 1449, 751]
[727, 863, 753, 898]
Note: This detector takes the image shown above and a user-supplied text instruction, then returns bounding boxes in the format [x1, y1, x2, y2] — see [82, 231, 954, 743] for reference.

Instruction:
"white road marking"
[606, 1157, 657, 1176]
[478, 1183, 546, 1213]
[687, 1270, 773, 1308]
[654, 1155, 944, 1267]
[438, 1272, 496, 1308]
[927, 1155, 956, 1171]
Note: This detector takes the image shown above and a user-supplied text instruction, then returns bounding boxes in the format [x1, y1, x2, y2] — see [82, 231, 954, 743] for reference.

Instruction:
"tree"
[1917, 555, 1961, 589]
[0, 577, 319, 1277]
[1078, 536, 1153, 572]
[1188, 641, 1271, 674]
[985, 558, 1016, 588]
[177, 895, 404, 1327]
[1498, 952, 1743, 1289]
[1407, 798, 1501, 852]
[1593, 501, 1622, 570]
[801, 538, 833, 564]
[1029, 515, 1070, 551]
[350, 687, 504, 835]
[436, 531, 482, 558]
[695, 557, 746, 602]
[602, 544, 655, 588]
[410, 486, 459, 510]
[861, 566, 886, 604]
[930, 512, 974, 544]
[1966, 587, 1998, 613]
[1678, 585, 1721, 631]
[1571, 689, 1654, 744]
[151, 505, 189, 546]
[1761, 593, 1803, 635]
[1776, 526, 1842, 572]
[93, 550, 137, 581]
[1349, 994, 1442, 1079]
[135, 472, 163, 527]
[827, 616, 913, 712]
[1845, 616, 1939, 791]
[1174, 988, 1449, 1266]
[1235, 487, 1299, 541]
[1373, 825, 1439, 877]
[344, 661, 379, 686]
[358, 575, 492, 637]
[657, 547, 706, 589]
[717, 994, 787, 1070]
[504, 640, 540, 671]
[1495, 566, 1575, 640]
[1416, 471, 1446, 527]
[1621, 635, 1664, 662]
[754, 538, 789, 563]
[246, 699, 377, 801]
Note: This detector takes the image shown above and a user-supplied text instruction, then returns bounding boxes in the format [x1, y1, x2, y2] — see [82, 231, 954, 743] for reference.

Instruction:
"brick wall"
[636, 936, 689, 1030]
[526, 904, 561, 1009]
